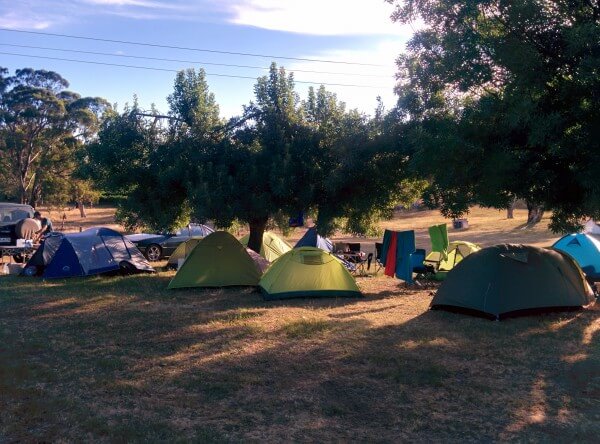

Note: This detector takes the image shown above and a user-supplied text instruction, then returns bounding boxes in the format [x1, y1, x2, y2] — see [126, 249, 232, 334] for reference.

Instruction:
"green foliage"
[88, 64, 417, 242]
[0, 67, 109, 205]
[390, 0, 600, 231]
[87, 70, 222, 232]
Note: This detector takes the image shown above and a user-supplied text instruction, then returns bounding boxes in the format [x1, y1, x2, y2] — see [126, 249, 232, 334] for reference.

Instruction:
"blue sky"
[0, 0, 414, 117]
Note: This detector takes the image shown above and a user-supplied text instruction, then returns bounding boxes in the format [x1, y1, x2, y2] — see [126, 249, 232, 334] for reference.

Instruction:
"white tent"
[583, 219, 600, 235]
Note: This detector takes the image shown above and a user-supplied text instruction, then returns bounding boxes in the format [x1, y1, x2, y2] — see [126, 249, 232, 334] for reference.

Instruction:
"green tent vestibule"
[259, 247, 361, 300]
[168, 231, 262, 289]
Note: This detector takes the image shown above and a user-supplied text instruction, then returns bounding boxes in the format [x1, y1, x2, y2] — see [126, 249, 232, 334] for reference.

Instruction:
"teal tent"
[553, 233, 600, 281]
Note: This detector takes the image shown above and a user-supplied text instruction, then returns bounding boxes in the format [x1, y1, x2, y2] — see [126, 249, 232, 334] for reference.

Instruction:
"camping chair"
[412, 249, 427, 274]
[423, 224, 449, 272]
[346, 243, 368, 275]
[368, 242, 384, 273]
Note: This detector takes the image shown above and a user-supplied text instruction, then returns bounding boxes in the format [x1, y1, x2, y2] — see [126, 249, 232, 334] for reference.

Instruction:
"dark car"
[126, 224, 214, 261]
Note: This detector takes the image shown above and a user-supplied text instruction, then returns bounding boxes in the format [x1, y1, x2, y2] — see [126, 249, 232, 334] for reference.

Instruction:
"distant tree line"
[0, 67, 108, 208]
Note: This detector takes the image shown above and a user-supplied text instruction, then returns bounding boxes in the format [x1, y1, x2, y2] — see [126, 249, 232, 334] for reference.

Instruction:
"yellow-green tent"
[168, 231, 262, 289]
[259, 247, 361, 300]
[439, 241, 481, 271]
[166, 237, 203, 269]
[239, 231, 292, 262]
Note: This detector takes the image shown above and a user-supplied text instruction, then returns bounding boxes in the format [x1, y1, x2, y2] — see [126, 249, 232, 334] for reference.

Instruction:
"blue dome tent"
[553, 233, 600, 281]
[294, 227, 333, 252]
[25, 227, 155, 278]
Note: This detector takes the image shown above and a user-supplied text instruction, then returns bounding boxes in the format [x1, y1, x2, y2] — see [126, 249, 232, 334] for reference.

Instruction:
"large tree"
[0, 68, 108, 205]
[87, 69, 224, 231]
[389, 0, 600, 230]
[190, 64, 314, 253]
[89, 65, 417, 253]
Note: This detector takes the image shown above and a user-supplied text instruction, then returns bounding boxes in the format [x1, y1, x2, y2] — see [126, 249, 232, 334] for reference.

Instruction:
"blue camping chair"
[411, 249, 427, 274]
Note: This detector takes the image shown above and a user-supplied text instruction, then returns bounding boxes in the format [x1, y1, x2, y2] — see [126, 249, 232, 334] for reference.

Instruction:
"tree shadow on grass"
[1, 272, 598, 442]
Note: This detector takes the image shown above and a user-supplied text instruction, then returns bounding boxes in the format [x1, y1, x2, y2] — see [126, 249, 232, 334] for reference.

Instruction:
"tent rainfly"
[25, 227, 154, 278]
[431, 244, 595, 319]
[553, 233, 600, 281]
[294, 227, 333, 252]
[166, 238, 204, 269]
[259, 247, 361, 300]
[168, 231, 263, 289]
[239, 231, 292, 262]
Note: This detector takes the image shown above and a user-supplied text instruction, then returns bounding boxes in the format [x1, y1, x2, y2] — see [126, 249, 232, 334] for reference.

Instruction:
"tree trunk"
[78, 201, 87, 218]
[526, 201, 544, 225]
[247, 217, 268, 254]
[507, 196, 517, 219]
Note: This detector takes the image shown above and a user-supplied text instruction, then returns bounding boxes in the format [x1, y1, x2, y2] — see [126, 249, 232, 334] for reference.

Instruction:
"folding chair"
[423, 224, 449, 272]
[368, 242, 384, 273]
[346, 243, 368, 274]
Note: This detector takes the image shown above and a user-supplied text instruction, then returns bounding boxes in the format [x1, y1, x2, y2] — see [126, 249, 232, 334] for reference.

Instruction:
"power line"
[0, 51, 391, 89]
[0, 28, 391, 68]
[0, 43, 393, 79]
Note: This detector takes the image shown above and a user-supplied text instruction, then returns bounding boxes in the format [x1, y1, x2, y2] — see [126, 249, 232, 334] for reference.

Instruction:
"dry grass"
[0, 271, 598, 442]
[2, 205, 596, 441]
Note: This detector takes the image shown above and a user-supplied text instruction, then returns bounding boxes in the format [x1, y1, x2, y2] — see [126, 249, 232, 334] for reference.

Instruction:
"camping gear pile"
[15, 220, 597, 319]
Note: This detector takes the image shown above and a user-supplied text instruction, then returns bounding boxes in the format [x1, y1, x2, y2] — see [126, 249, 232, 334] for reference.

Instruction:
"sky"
[0, 0, 415, 118]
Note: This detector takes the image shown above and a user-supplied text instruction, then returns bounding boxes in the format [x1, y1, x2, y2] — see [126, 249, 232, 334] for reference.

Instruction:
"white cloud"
[0, 16, 52, 30]
[227, 0, 413, 36]
[82, 0, 187, 10]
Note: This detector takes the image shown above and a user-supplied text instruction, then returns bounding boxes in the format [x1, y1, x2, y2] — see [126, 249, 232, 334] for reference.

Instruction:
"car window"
[0, 209, 31, 223]
[175, 227, 191, 237]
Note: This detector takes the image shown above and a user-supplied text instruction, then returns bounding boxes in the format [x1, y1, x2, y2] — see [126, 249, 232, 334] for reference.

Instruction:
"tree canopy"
[389, 0, 600, 230]
[89, 64, 418, 252]
[0, 67, 109, 206]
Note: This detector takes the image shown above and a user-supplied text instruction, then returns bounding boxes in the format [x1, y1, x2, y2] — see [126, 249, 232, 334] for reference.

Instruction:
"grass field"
[1, 207, 598, 441]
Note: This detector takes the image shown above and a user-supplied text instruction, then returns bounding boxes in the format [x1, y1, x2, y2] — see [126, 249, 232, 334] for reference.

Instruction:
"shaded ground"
[1, 273, 598, 442]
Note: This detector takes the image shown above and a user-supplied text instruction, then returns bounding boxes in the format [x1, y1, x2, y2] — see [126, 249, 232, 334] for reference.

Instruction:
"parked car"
[126, 224, 214, 261]
[0, 202, 36, 262]
[0, 202, 36, 245]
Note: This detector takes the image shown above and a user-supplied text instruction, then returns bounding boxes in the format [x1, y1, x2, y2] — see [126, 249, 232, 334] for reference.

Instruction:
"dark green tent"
[431, 244, 595, 319]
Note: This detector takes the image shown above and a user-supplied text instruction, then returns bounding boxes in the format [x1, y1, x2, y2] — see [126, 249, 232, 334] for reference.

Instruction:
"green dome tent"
[166, 237, 204, 269]
[168, 231, 262, 289]
[239, 231, 292, 262]
[431, 244, 595, 319]
[432, 241, 481, 280]
[259, 247, 361, 300]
